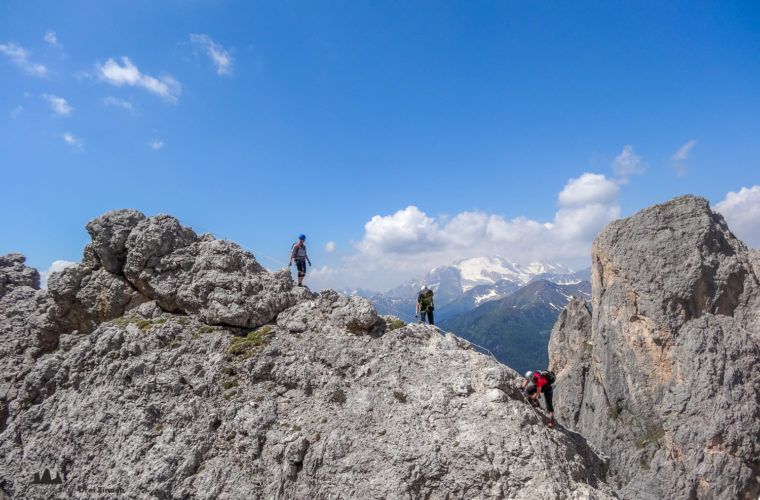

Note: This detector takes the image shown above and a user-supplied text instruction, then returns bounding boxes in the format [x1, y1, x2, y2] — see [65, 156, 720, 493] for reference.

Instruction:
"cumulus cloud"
[325, 172, 621, 290]
[190, 34, 233, 75]
[97, 57, 181, 102]
[42, 93, 73, 116]
[44, 30, 62, 49]
[148, 140, 164, 150]
[611, 145, 645, 183]
[39, 260, 76, 289]
[557, 173, 619, 207]
[325, 241, 336, 252]
[715, 186, 760, 249]
[62, 132, 84, 151]
[0, 42, 47, 76]
[102, 96, 134, 112]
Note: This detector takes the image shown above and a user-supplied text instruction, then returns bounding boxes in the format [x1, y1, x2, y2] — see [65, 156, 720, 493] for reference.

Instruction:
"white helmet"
[420, 286, 429, 293]
[524, 371, 534, 379]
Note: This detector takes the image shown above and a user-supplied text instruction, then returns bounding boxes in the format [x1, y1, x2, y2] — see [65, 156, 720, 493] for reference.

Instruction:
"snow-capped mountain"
[346, 256, 591, 322]
[386, 256, 586, 301]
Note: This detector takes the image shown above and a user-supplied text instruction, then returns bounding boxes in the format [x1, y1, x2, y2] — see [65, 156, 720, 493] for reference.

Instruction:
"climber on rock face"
[289, 234, 311, 287]
[523, 370, 556, 428]
[415, 286, 435, 325]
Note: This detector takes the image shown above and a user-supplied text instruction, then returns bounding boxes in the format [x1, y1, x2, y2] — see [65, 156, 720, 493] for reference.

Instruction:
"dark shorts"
[295, 259, 306, 278]
[525, 383, 554, 413]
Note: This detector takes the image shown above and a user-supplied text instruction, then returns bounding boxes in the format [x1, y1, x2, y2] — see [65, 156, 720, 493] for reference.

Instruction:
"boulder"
[550, 195, 760, 499]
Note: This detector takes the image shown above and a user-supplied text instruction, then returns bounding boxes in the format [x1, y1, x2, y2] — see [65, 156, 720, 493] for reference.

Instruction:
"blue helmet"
[299, 234, 306, 240]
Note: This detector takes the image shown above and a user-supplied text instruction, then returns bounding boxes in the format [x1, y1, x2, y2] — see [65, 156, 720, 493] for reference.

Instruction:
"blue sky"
[1, 1, 759, 291]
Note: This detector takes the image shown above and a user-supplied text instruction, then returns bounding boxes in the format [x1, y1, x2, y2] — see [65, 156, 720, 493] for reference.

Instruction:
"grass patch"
[321, 417, 327, 423]
[223, 390, 237, 401]
[292, 425, 301, 431]
[635, 426, 666, 450]
[178, 317, 188, 325]
[453, 441, 459, 447]
[153, 424, 163, 432]
[387, 319, 405, 331]
[112, 316, 153, 331]
[168, 335, 183, 349]
[221, 379, 239, 390]
[227, 326, 271, 358]
[198, 326, 214, 334]
[314, 433, 321, 442]
[155, 318, 167, 324]
[607, 399, 624, 420]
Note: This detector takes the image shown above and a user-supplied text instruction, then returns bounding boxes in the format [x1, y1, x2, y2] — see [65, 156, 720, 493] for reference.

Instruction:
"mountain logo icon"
[32, 468, 63, 485]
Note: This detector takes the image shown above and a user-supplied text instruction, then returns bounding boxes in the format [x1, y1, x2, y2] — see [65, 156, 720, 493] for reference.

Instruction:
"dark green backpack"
[541, 370, 556, 385]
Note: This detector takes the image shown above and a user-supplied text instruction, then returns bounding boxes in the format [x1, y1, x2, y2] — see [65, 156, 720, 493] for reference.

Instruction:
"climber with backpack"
[415, 286, 435, 325]
[522, 370, 556, 428]
[288, 234, 311, 287]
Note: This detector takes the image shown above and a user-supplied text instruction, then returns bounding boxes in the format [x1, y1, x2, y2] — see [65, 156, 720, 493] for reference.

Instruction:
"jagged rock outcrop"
[550, 195, 760, 499]
[0, 209, 616, 499]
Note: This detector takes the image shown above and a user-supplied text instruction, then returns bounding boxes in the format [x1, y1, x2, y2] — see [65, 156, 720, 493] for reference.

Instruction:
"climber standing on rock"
[522, 370, 556, 428]
[415, 286, 435, 325]
[289, 234, 311, 287]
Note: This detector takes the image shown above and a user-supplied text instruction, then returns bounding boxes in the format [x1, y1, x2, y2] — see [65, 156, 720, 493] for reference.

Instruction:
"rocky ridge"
[549, 195, 760, 499]
[0, 210, 614, 499]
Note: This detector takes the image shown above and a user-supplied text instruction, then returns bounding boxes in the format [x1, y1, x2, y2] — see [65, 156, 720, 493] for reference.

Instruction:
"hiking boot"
[297, 283, 303, 287]
[547, 418, 555, 428]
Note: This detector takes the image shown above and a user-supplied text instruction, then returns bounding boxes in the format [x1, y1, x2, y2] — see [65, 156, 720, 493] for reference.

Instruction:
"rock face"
[0, 209, 615, 499]
[550, 195, 760, 499]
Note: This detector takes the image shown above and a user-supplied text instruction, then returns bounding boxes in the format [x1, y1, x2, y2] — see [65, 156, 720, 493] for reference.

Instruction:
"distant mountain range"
[439, 279, 591, 375]
[343, 256, 590, 323]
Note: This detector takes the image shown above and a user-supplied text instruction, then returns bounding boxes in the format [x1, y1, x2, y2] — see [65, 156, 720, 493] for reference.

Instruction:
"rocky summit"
[0, 210, 613, 499]
[549, 195, 760, 499]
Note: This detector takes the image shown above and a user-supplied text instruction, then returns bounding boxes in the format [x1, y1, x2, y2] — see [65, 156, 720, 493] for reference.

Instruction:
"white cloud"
[325, 172, 621, 290]
[42, 93, 73, 116]
[62, 132, 84, 151]
[97, 57, 181, 102]
[672, 140, 697, 161]
[148, 140, 164, 150]
[39, 260, 76, 289]
[0, 42, 47, 76]
[10, 105, 23, 118]
[611, 145, 645, 183]
[714, 186, 760, 249]
[102, 96, 134, 112]
[190, 34, 233, 75]
[44, 30, 62, 49]
[557, 173, 619, 207]
[325, 241, 336, 252]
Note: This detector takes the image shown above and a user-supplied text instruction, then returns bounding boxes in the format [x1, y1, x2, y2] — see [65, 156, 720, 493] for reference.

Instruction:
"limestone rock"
[0, 253, 40, 295]
[85, 209, 146, 274]
[0, 209, 618, 498]
[126, 233, 301, 328]
[47, 264, 147, 334]
[0, 255, 56, 434]
[550, 195, 760, 499]
[0, 309, 614, 499]
[277, 289, 381, 334]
